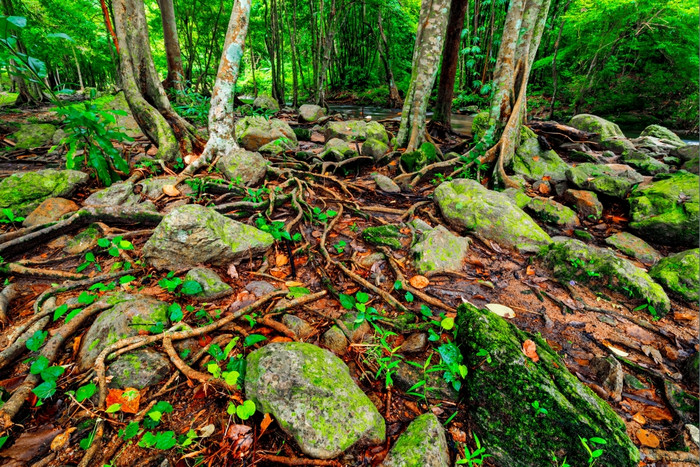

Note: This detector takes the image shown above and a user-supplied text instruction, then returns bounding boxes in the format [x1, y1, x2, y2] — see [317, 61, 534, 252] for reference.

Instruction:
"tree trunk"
[112, 0, 203, 162]
[315, 0, 337, 106]
[433, 0, 469, 128]
[71, 46, 84, 91]
[548, 0, 571, 119]
[377, 8, 401, 108]
[157, 0, 185, 93]
[396, 0, 451, 151]
[182, 0, 252, 176]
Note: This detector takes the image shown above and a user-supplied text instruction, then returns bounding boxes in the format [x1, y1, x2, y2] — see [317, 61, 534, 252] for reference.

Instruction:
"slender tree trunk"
[377, 9, 401, 107]
[433, 0, 469, 127]
[157, 0, 185, 93]
[548, 0, 570, 119]
[71, 46, 84, 91]
[397, 0, 451, 151]
[315, 0, 337, 106]
[249, 35, 258, 97]
[113, 0, 203, 162]
[284, 0, 299, 107]
[183, 0, 252, 176]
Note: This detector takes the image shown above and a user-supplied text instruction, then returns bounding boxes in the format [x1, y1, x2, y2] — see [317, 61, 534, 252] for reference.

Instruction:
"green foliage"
[456, 434, 491, 466]
[0, 208, 24, 225]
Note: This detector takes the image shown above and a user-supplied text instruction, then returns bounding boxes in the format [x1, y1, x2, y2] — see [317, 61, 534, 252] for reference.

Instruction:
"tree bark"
[112, 0, 203, 162]
[397, 0, 451, 151]
[157, 0, 186, 93]
[433, 0, 469, 127]
[377, 8, 401, 107]
[71, 45, 84, 91]
[548, 0, 571, 119]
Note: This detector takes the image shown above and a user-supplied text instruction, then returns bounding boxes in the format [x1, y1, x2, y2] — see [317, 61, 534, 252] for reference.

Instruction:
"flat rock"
[621, 150, 670, 175]
[410, 224, 469, 274]
[22, 197, 79, 227]
[216, 149, 268, 185]
[526, 197, 580, 229]
[235, 116, 297, 151]
[562, 189, 604, 221]
[434, 179, 551, 253]
[566, 163, 644, 199]
[63, 224, 103, 254]
[324, 120, 388, 145]
[245, 342, 385, 458]
[253, 95, 279, 112]
[0, 169, 88, 217]
[605, 232, 661, 265]
[320, 138, 358, 161]
[381, 413, 449, 467]
[649, 249, 699, 302]
[185, 267, 233, 300]
[10, 123, 56, 149]
[245, 281, 278, 297]
[142, 204, 274, 270]
[107, 349, 171, 389]
[371, 173, 401, 193]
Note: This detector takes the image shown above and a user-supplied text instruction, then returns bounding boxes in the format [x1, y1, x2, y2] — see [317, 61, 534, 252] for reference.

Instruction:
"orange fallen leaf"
[106, 387, 140, 414]
[269, 269, 287, 279]
[409, 275, 429, 289]
[51, 427, 76, 451]
[673, 312, 696, 321]
[542, 176, 551, 181]
[522, 339, 539, 362]
[632, 412, 646, 425]
[526, 265, 536, 275]
[259, 413, 273, 437]
[636, 429, 660, 448]
[642, 406, 673, 421]
[532, 156, 540, 161]
[275, 254, 289, 267]
[162, 184, 180, 197]
[285, 281, 304, 287]
[270, 336, 293, 343]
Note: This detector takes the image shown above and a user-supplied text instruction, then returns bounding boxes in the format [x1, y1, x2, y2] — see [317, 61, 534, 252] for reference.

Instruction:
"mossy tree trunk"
[157, 0, 186, 93]
[479, 0, 551, 187]
[182, 0, 251, 177]
[396, 0, 451, 152]
[113, 0, 203, 162]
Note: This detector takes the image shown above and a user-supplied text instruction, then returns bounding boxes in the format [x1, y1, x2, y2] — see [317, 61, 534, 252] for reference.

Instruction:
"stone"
[339, 312, 371, 342]
[63, 224, 102, 254]
[623, 374, 649, 390]
[293, 128, 312, 141]
[84, 181, 141, 207]
[502, 188, 531, 210]
[281, 315, 314, 340]
[362, 225, 404, 250]
[526, 197, 580, 229]
[320, 138, 357, 161]
[22, 197, 79, 227]
[411, 224, 469, 274]
[104, 91, 141, 137]
[620, 151, 670, 175]
[142, 204, 274, 270]
[245, 281, 278, 297]
[562, 189, 604, 221]
[628, 171, 699, 246]
[434, 179, 552, 253]
[456, 302, 640, 467]
[543, 237, 670, 316]
[361, 138, 389, 159]
[298, 104, 326, 123]
[671, 144, 699, 163]
[0, 169, 88, 217]
[639, 124, 685, 146]
[235, 117, 297, 152]
[381, 413, 449, 467]
[185, 267, 233, 301]
[371, 173, 401, 193]
[393, 360, 458, 401]
[512, 127, 569, 182]
[605, 232, 661, 266]
[107, 349, 171, 389]
[358, 252, 385, 268]
[399, 333, 427, 354]
[78, 294, 169, 371]
[253, 95, 279, 112]
[568, 114, 635, 154]
[630, 136, 682, 157]
[245, 342, 385, 458]
[649, 249, 699, 303]
[10, 123, 56, 149]
[565, 163, 644, 199]
[683, 157, 699, 174]
[259, 137, 296, 155]
[324, 120, 389, 145]
[216, 149, 268, 185]
[590, 356, 624, 401]
[321, 326, 349, 355]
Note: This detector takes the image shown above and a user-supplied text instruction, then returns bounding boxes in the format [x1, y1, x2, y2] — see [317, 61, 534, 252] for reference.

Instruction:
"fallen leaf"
[2, 425, 62, 461]
[285, 281, 304, 287]
[641, 345, 663, 364]
[106, 387, 140, 414]
[526, 265, 536, 275]
[532, 156, 540, 162]
[198, 424, 216, 438]
[183, 154, 198, 165]
[409, 275, 429, 289]
[50, 427, 76, 451]
[227, 263, 239, 279]
[636, 428, 660, 448]
[673, 312, 695, 321]
[522, 339, 539, 362]
[632, 413, 646, 425]
[642, 405, 674, 421]
[226, 424, 253, 459]
[486, 303, 516, 319]
[603, 341, 629, 357]
[270, 336, 293, 343]
[276, 254, 289, 267]
[259, 413, 273, 437]
[269, 269, 287, 279]
[162, 185, 180, 197]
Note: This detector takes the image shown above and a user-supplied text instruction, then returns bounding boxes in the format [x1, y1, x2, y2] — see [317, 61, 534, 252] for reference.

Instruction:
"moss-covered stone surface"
[639, 124, 684, 146]
[605, 232, 661, 266]
[512, 127, 569, 182]
[628, 172, 699, 246]
[324, 120, 389, 145]
[565, 163, 643, 199]
[320, 138, 358, 161]
[649, 249, 699, 302]
[253, 95, 279, 111]
[216, 148, 268, 184]
[10, 123, 56, 149]
[568, 114, 635, 153]
[456, 303, 640, 467]
[235, 116, 297, 151]
[107, 349, 171, 389]
[0, 169, 88, 216]
[526, 197, 580, 229]
[381, 413, 449, 467]
[470, 111, 489, 140]
[185, 267, 233, 301]
[621, 151, 670, 175]
[362, 225, 404, 250]
[410, 224, 469, 274]
[245, 342, 385, 459]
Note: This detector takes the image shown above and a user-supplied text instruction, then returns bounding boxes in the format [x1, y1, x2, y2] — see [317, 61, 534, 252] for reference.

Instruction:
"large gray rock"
[324, 120, 389, 145]
[639, 124, 685, 146]
[649, 249, 699, 303]
[371, 173, 401, 193]
[565, 163, 644, 199]
[107, 349, 171, 389]
[142, 204, 274, 270]
[411, 225, 469, 274]
[0, 169, 88, 216]
[216, 149, 268, 185]
[361, 139, 389, 159]
[245, 342, 385, 458]
[320, 138, 358, 161]
[235, 117, 297, 152]
[78, 294, 169, 371]
[298, 104, 326, 123]
[512, 127, 569, 182]
[605, 232, 661, 266]
[568, 114, 635, 153]
[84, 176, 192, 208]
[620, 150, 670, 175]
[9, 123, 56, 149]
[671, 144, 699, 163]
[253, 95, 279, 112]
[381, 413, 449, 467]
[434, 179, 551, 253]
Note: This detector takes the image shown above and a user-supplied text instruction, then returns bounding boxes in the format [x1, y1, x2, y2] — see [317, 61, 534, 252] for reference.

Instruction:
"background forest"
[1, 0, 698, 133]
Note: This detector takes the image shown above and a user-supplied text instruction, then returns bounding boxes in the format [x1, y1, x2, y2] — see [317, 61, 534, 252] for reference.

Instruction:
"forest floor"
[0, 97, 697, 467]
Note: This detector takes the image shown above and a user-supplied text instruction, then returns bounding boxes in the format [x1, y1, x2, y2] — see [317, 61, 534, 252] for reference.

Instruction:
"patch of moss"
[362, 225, 403, 250]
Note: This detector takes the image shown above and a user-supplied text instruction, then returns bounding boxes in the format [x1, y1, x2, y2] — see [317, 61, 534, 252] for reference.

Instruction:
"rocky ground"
[0, 93, 697, 467]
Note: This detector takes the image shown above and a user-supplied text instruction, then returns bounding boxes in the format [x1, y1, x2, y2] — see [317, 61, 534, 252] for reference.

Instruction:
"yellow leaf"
[636, 428, 660, 448]
[51, 427, 76, 451]
[486, 303, 516, 319]
[632, 412, 646, 425]
[409, 275, 429, 289]
[276, 254, 289, 267]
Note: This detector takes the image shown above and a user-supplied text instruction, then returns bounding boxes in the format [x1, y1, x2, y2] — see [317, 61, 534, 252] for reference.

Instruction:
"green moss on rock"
[512, 127, 569, 182]
[649, 249, 699, 302]
[382, 413, 449, 467]
[565, 163, 643, 199]
[0, 169, 88, 216]
[362, 225, 404, 250]
[526, 197, 580, 229]
[10, 123, 56, 149]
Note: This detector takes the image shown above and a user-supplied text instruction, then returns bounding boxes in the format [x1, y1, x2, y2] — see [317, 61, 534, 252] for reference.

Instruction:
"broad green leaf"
[106, 403, 122, 413]
[26, 330, 47, 352]
[76, 383, 97, 402]
[236, 400, 256, 420]
[181, 280, 203, 295]
[32, 380, 56, 399]
[244, 334, 267, 347]
[29, 356, 49, 375]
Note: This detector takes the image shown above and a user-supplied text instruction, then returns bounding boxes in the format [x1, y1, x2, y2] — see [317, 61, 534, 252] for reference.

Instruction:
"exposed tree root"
[0, 284, 18, 325]
[256, 455, 340, 466]
[2, 263, 88, 281]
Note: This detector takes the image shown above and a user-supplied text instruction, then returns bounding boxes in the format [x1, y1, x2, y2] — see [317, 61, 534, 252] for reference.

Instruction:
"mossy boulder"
[324, 120, 389, 145]
[235, 116, 297, 152]
[400, 142, 438, 172]
[620, 151, 669, 175]
[22, 197, 79, 227]
[470, 111, 489, 140]
[569, 114, 635, 154]
[259, 137, 296, 155]
[562, 189, 603, 221]
[381, 413, 449, 467]
[543, 237, 670, 316]
[0, 169, 88, 216]
[502, 188, 532, 210]
[9, 123, 56, 149]
[526, 197, 580, 229]
[107, 349, 171, 389]
[456, 302, 640, 467]
[565, 163, 643, 199]
[411, 225, 469, 274]
[78, 294, 169, 371]
[649, 249, 699, 303]
[683, 157, 699, 174]
[245, 342, 385, 459]
[298, 104, 326, 123]
[360, 138, 389, 159]
[185, 267, 233, 301]
[253, 95, 279, 112]
[371, 173, 401, 193]
[216, 149, 268, 185]
[434, 179, 552, 253]
[605, 232, 661, 266]
[512, 127, 569, 182]
[142, 204, 274, 270]
[639, 124, 684, 146]
[362, 225, 404, 250]
[628, 171, 699, 246]
[671, 144, 699, 163]
[64, 223, 103, 255]
[320, 138, 358, 161]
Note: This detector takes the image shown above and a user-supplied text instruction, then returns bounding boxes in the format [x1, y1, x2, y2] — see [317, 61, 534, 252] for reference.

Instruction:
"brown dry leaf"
[226, 424, 254, 459]
[409, 275, 429, 289]
[105, 387, 140, 414]
[259, 413, 273, 437]
[285, 281, 304, 287]
[636, 429, 660, 448]
[673, 311, 696, 321]
[270, 336, 293, 343]
[275, 254, 289, 267]
[162, 185, 180, 197]
[51, 427, 76, 451]
[525, 265, 536, 275]
[632, 413, 646, 425]
[269, 269, 287, 279]
[642, 406, 674, 421]
[522, 339, 539, 362]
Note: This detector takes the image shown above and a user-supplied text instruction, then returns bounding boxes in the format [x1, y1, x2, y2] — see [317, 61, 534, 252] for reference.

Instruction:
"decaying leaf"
[225, 424, 253, 459]
[259, 413, 273, 437]
[522, 339, 539, 362]
[632, 413, 646, 425]
[642, 406, 673, 421]
[162, 184, 180, 197]
[184, 154, 198, 165]
[198, 424, 216, 438]
[105, 387, 140, 414]
[603, 341, 629, 357]
[409, 275, 429, 289]
[51, 427, 76, 451]
[275, 254, 289, 267]
[285, 281, 304, 287]
[486, 303, 516, 319]
[636, 428, 660, 448]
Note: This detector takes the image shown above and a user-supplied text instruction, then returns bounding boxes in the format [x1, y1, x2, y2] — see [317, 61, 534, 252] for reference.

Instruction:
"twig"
[256, 454, 340, 466]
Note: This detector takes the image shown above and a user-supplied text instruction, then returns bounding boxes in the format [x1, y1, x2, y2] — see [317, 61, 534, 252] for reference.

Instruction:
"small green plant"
[551, 452, 571, 467]
[339, 290, 383, 328]
[333, 240, 347, 254]
[0, 208, 24, 225]
[243, 186, 269, 204]
[374, 327, 402, 388]
[531, 400, 548, 415]
[254, 217, 301, 242]
[226, 399, 256, 420]
[579, 436, 607, 466]
[157, 271, 203, 296]
[76, 252, 100, 273]
[311, 207, 337, 223]
[456, 434, 491, 466]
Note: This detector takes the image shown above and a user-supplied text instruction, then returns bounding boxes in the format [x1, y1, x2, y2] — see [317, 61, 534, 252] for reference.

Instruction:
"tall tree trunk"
[182, 0, 252, 176]
[284, 0, 299, 107]
[157, 0, 185, 93]
[1, 0, 36, 105]
[377, 8, 401, 107]
[396, 0, 451, 151]
[315, 0, 337, 106]
[71, 46, 84, 91]
[113, 0, 203, 162]
[548, 0, 570, 119]
[433, 0, 469, 128]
